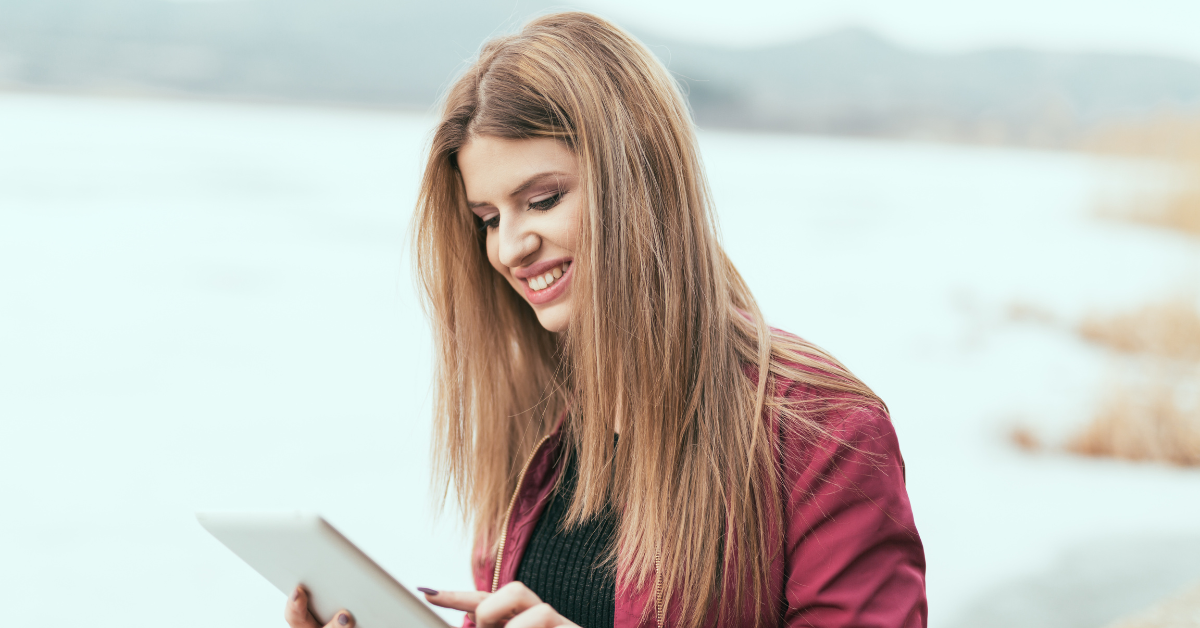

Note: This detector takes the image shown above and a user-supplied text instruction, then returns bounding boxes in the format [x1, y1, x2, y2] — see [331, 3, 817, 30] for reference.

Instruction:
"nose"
[496, 211, 540, 269]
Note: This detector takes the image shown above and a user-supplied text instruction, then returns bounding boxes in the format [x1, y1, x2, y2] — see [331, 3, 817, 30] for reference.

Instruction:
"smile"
[528, 262, 569, 292]
[520, 260, 572, 305]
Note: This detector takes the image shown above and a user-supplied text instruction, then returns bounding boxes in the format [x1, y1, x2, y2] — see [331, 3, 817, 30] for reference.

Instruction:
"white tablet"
[197, 512, 449, 628]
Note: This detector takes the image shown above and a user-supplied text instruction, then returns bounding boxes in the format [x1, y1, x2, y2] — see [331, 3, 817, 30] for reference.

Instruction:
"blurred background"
[3, 1, 1200, 626]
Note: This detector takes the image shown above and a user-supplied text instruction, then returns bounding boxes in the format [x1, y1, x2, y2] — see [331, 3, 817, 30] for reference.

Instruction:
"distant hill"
[661, 29, 1200, 145]
[3, 0, 1200, 146]
[0, 0, 545, 106]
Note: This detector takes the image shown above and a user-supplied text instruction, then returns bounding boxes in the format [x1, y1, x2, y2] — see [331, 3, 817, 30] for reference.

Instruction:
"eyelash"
[477, 191, 565, 233]
[529, 191, 564, 212]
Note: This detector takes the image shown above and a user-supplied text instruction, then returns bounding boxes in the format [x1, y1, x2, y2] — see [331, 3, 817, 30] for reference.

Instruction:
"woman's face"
[457, 136, 582, 333]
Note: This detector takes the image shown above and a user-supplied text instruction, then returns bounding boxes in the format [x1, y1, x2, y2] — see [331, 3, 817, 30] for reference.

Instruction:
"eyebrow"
[467, 171, 570, 209]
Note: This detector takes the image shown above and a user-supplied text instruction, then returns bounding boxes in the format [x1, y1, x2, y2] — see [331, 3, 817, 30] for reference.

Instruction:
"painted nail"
[338, 613, 349, 625]
[417, 587, 438, 595]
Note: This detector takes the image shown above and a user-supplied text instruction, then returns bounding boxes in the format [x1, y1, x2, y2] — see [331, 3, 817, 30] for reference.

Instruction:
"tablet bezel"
[197, 512, 449, 628]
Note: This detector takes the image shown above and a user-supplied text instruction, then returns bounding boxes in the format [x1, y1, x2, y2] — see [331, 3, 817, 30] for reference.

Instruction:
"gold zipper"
[492, 434, 553, 593]
[654, 543, 663, 627]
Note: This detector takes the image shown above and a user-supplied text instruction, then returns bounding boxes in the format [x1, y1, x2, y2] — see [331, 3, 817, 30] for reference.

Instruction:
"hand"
[284, 586, 355, 628]
[423, 582, 579, 628]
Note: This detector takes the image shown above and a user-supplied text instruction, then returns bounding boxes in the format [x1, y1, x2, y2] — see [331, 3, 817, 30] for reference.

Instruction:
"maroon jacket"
[466, 374, 927, 628]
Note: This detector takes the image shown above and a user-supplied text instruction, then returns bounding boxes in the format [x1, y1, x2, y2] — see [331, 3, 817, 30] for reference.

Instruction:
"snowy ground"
[2, 92, 1199, 627]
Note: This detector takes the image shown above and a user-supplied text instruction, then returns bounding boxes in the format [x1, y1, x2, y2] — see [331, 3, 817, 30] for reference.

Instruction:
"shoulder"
[773, 366, 897, 468]
[759, 334, 926, 625]
[777, 401, 908, 508]
[753, 328, 911, 521]
[774, 396, 927, 624]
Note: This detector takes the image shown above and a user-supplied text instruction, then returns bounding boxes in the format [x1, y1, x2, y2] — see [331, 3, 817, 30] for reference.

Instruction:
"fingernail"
[292, 588, 301, 601]
[338, 613, 349, 625]
[417, 587, 438, 595]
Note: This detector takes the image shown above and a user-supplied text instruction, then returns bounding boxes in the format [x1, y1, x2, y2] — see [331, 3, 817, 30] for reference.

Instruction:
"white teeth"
[529, 262, 571, 292]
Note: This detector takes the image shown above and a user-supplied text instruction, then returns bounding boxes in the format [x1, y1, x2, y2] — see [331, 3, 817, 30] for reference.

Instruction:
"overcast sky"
[576, 0, 1200, 62]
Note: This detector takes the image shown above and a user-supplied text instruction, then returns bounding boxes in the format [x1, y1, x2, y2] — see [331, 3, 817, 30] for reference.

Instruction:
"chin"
[533, 302, 571, 333]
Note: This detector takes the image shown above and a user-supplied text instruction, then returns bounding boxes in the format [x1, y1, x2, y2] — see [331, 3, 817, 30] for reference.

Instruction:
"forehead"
[457, 136, 577, 201]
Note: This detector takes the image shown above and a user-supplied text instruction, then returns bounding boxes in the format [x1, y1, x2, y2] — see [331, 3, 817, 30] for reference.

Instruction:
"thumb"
[420, 588, 489, 613]
[321, 609, 355, 628]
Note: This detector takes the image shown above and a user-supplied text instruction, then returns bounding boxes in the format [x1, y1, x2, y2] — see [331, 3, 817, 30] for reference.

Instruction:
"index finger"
[422, 589, 489, 613]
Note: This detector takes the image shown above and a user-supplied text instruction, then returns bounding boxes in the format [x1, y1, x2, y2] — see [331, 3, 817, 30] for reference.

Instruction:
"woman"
[285, 11, 925, 628]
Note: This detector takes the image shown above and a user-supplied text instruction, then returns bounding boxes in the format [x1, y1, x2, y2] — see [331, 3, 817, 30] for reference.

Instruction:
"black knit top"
[515, 439, 618, 628]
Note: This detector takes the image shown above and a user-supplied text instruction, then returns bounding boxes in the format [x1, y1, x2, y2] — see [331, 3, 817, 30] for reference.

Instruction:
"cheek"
[554, 198, 583, 252]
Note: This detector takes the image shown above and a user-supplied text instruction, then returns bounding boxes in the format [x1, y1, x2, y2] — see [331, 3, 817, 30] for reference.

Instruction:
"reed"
[1079, 299, 1200, 361]
[1066, 116, 1200, 465]
[1007, 423, 1041, 452]
[1068, 299, 1200, 466]
[1107, 579, 1200, 628]
[1085, 113, 1200, 162]
[1067, 371, 1200, 466]
[1117, 176, 1200, 237]
[1085, 113, 1200, 238]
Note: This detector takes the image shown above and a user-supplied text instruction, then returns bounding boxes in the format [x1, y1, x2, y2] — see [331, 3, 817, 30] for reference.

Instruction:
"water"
[2, 92, 1200, 627]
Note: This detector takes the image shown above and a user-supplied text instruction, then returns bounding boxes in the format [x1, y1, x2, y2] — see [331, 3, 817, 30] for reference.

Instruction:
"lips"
[518, 259, 573, 305]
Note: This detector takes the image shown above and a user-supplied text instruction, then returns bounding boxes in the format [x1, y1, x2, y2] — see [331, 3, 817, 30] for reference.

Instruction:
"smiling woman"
[459, 137, 582, 331]
[323, 10, 927, 628]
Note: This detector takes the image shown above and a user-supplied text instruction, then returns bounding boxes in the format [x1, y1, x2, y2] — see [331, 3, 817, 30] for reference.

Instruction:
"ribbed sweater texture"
[514, 440, 617, 628]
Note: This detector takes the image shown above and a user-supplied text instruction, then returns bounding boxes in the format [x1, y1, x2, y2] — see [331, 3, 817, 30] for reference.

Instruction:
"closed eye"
[475, 191, 564, 234]
[529, 191, 564, 212]
[477, 214, 500, 233]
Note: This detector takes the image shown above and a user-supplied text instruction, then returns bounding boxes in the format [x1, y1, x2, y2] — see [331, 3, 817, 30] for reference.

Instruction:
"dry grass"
[1067, 373, 1200, 466]
[1008, 424, 1042, 452]
[1119, 178, 1200, 238]
[1085, 113, 1200, 238]
[1062, 299, 1200, 466]
[1106, 579, 1200, 628]
[1085, 113, 1200, 162]
[1079, 299, 1200, 361]
[1006, 300, 1058, 326]
[1013, 116, 1200, 464]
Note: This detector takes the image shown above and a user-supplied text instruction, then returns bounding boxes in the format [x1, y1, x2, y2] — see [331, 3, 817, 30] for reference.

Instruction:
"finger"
[506, 602, 579, 628]
[321, 609, 355, 628]
[284, 586, 321, 628]
[475, 582, 543, 628]
[421, 588, 489, 613]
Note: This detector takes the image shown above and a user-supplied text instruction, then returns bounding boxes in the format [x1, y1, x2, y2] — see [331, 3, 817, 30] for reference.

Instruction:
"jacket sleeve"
[781, 405, 928, 628]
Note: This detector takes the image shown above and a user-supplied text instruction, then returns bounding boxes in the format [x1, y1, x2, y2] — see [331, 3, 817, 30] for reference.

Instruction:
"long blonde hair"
[412, 12, 882, 627]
